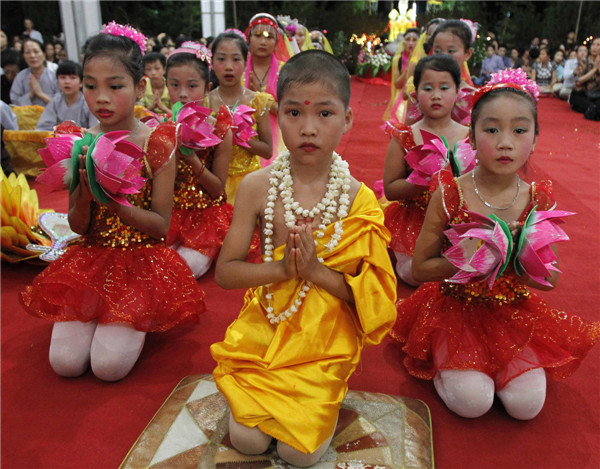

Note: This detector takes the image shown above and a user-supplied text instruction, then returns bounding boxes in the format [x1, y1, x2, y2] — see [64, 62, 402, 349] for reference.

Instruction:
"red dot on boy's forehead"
[304, 100, 310, 105]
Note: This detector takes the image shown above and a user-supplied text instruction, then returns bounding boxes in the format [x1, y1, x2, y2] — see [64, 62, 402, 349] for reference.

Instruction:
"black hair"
[56, 60, 82, 79]
[22, 37, 44, 53]
[165, 50, 210, 84]
[528, 47, 540, 60]
[211, 31, 249, 61]
[404, 28, 420, 39]
[143, 51, 166, 68]
[277, 49, 350, 109]
[471, 88, 539, 138]
[414, 55, 461, 89]
[83, 32, 144, 83]
[0, 49, 21, 68]
[430, 19, 472, 53]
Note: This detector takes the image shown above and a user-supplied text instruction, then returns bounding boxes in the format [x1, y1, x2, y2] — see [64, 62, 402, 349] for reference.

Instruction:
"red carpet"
[2, 79, 599, 469]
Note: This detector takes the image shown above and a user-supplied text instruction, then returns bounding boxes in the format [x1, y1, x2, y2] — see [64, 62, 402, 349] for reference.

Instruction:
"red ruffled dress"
[391, 171, 600, 389]
[20, 122, 206, 332]
[166, 110, 237, 259]
[383, 121, 431, 255]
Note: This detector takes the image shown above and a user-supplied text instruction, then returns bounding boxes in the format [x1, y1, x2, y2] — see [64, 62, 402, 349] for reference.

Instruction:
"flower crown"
[472, 68, 540, 108]
[224, 28, 246, 39]
[460, 18, 479, 45]
[245, 13, 279, 40]
[101, 21, 147, 55]
[167, 41, 212, 68]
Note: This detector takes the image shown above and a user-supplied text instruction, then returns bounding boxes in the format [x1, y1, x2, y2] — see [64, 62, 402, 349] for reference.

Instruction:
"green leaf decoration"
[85, 133, 110, 204]
[171, 101, 183, 121]
[179, 145, 193, 156]
[383, 61, 392, 73]
[372, 66, 379, 77]
[513, 205, 537, 275]
[69, 132, 94, 194]
[489, 214, 513, 276]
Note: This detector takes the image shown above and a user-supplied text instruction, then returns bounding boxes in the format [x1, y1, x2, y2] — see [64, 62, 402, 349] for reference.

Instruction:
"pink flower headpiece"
[472, 68, 540, 108]
[460, 18, 479, 44]
[224, 28, 246, 39]
[101, 21, 147, 55]
[168, 41, 212, 68]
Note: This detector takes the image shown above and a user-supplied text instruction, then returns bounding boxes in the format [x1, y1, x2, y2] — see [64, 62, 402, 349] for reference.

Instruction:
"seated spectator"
[45, 42, 56, 63]
[551, 50, 565, 96]
[497, 44, 511, 68]
[473, 44, 505, 86]
[1, 100, 17, 174]
[35, 60, 97, 130]
[570, 38, 600, 120]
[532, 47, 557, 94]
[1, 50, 22, 104]
[23, 18, 44, 44]
[509, 47, 524, 68]
[139, 52, 171, 114]
[559, 47, 583, 100]
[523, 48, 537, 78]
[13, 35, 22, 52]
[0, 29, 8, 54]
[10, 38, 59, 106]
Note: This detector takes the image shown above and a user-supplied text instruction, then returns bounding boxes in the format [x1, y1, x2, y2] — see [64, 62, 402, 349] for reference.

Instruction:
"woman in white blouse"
[10, 38, 59, 107]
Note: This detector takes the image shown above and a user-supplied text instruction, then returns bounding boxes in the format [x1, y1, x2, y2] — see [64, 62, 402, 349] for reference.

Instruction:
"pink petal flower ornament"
[172, 101, 223, 155]
[514, 207, 575, 286]
[443, 211, 512, 289]
[230, 104, 258, 148]
[86, 131, 147, 206]
[36, 131, 88, 190]
[406, 130, 476, 186]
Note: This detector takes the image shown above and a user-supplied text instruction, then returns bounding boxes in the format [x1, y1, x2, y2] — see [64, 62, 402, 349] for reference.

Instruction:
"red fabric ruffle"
[20, 245, 205, 332]
[383, 193, 429, 254]
[167, 204, 233, 258]
[391, 282, 600, 389]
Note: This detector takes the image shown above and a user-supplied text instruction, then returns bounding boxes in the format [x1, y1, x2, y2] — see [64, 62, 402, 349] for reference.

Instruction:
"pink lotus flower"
[514, 207, 575, 286]
[453, 87, 474, 126]
[37, 132, 84, 190]
[443, 211, 512, 288]
[89, 131, 146, 206]
[174, 102, 223, 150]
[231, 104, 258, 148]
[406, 130, 476, 186]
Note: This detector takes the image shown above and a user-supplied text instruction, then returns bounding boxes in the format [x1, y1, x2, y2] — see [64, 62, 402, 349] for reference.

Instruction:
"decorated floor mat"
[121, 374, 433, 468]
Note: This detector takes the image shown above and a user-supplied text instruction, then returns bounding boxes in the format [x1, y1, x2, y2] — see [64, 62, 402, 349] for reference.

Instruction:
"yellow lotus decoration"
[1, 167, 53, 262]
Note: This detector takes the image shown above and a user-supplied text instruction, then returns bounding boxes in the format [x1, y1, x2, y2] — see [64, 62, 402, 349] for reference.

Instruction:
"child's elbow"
[214, 262, 233, 289]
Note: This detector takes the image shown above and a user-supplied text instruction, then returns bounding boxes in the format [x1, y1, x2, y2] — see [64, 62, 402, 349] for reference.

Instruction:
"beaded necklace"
[263, 151, 351, 324]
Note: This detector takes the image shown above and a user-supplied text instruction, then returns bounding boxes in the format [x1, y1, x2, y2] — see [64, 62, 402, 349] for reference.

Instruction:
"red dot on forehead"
[304, 100, 310, 105]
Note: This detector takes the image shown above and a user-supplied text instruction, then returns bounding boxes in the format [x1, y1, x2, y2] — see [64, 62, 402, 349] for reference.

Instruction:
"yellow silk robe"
[211, 184, 397, 454]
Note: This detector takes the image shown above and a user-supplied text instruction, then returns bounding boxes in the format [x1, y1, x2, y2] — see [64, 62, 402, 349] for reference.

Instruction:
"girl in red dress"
[383, 55, 469, 286]
[21, 23, 205, 381]
[392, 71, 600, 419]
[164, 42, 233, 278]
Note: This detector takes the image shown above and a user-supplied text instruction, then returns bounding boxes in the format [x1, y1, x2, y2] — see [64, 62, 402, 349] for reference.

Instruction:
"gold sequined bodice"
[174, 150, 226, 210]
[79, 182, 160, 249]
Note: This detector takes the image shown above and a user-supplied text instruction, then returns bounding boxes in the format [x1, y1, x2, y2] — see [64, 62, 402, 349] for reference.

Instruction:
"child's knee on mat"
[90, 324, 145, 382]
[228, 413, 272, 455]
[497, 368, 546, 420]
[434, 369, 495, 418]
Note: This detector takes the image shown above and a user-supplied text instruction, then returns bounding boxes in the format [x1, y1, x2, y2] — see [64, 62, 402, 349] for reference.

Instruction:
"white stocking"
[176, 246, 213, 278]
[49, 321, 97, 377]
[434, 369, 495, 418]
[394, 251, 421, 287]
[228, 413, 273, 455]
[497, 368, 546, 420]
[90, 323, 146, 382]
[277, 417, 337, 467]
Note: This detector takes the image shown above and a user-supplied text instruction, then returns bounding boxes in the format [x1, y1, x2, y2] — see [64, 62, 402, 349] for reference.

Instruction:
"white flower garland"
[263, 151, 351, 324]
